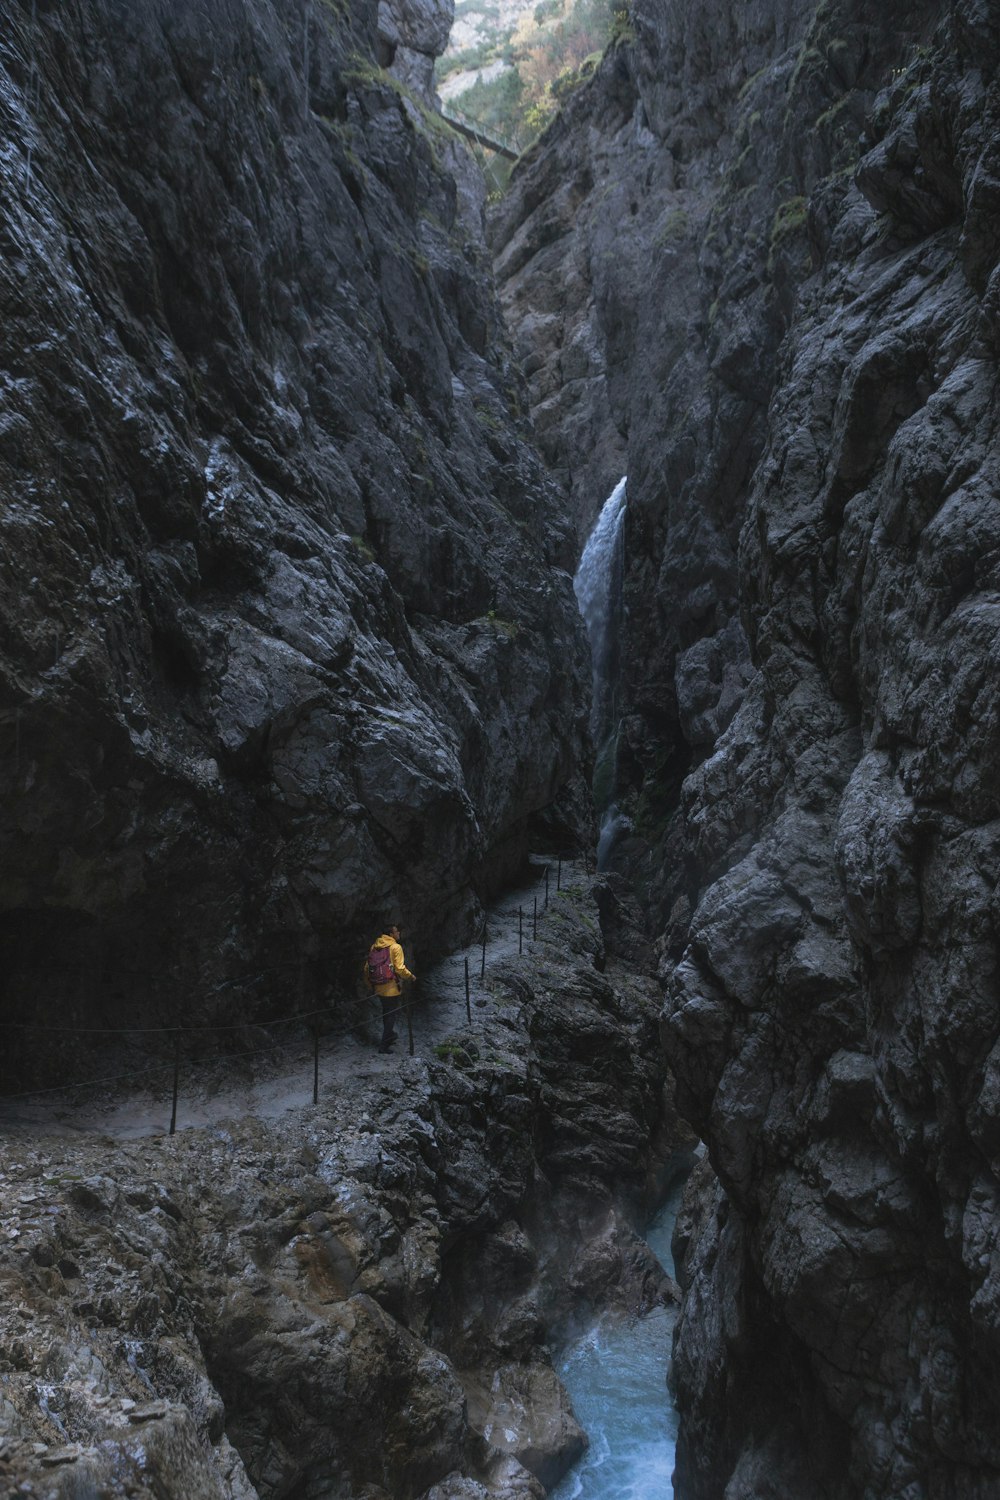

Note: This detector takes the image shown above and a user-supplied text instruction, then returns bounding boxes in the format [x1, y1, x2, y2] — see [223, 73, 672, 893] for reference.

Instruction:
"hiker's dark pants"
[380, 993, 401, 1047]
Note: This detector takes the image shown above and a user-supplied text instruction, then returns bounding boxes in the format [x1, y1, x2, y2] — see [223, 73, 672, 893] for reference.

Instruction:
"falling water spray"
[574, 477, 628, 869]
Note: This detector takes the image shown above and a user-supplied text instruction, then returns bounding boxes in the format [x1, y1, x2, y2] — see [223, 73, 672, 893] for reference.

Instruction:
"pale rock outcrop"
[379, 0, 453, 97]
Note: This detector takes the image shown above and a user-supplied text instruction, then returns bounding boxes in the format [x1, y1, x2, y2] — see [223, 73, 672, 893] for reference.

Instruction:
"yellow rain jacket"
[365, 934, 415, 997]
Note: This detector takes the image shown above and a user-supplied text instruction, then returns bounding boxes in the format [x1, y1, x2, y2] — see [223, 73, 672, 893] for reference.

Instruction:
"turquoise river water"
[549, 1174, 687, 1500]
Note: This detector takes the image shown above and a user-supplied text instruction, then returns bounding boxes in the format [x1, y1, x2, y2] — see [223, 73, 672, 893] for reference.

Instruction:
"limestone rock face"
[492, 0, 934, 899]
[0, 882, 678, 1500]
[0, 0, 589, 1082]
[378, 0, 454, 98]
[662, 11, 1000, 1493]
[498, 0, 1000, 1493]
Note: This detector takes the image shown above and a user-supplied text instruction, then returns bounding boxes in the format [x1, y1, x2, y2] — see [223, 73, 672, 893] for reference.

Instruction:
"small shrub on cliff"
[771, 195, 808, 240]
[768, 194, 809, 274]
[655, 207, 689, 245]
[609, 5, 634, 44]
[433, 1039, 480, 1066]
[486, 609, 521, 639]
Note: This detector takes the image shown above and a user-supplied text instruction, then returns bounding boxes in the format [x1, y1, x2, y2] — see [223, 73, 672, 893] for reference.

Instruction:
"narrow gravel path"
[0, 857, 588, 1141]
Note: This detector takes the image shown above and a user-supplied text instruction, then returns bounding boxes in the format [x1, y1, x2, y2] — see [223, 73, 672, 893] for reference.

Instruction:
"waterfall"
[574, 477, 627, 868]
[574, 476, 627, 742]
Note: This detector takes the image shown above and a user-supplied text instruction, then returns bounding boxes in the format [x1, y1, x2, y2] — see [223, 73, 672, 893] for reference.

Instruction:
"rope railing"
[0, 1000, 400, 1119]
[0, 1063, 176, 1102]
[0, 1006, 332, 1035]
[0, 853, 593, 1130]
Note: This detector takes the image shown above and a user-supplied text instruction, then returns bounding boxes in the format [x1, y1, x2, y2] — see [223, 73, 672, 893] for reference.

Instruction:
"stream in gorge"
[551, 1170, 689, 1499]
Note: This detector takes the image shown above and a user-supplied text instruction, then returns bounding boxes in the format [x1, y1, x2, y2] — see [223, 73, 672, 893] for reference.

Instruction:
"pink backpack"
[367, 944, 394, 985]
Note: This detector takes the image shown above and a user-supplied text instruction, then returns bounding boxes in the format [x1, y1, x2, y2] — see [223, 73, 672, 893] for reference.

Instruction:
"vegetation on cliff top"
[437, 0, 623, 158]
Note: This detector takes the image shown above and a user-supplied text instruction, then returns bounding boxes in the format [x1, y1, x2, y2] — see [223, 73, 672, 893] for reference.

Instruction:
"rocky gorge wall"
[0, 0, 590, 1087]
[495, 0, 1000, 1495]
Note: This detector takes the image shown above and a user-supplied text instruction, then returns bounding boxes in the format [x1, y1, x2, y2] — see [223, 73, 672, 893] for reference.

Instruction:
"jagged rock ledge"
[0, 877, 688, 1500]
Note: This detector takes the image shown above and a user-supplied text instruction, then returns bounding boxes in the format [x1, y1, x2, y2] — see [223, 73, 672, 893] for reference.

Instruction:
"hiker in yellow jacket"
[364, 922, 415, 1053]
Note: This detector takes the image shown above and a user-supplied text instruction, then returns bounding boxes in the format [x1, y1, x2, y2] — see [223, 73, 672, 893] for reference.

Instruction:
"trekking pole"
[169, 1034, 180, 1136]
[533, 896, 537, 941]
[464, 957, 471, 1023]
[519, 906, 523, 955]
[481, 924, 487, 981]
[312, 1025, 320, 1104]
[544, 866, 549, 910]
[406, 993, 414, 1056]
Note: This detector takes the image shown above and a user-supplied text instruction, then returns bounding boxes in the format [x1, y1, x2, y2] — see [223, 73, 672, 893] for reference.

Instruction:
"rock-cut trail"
[0, 857, 579, 1143]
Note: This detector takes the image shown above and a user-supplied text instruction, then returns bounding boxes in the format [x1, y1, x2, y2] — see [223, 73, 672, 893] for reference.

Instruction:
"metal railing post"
[312, 1026, 320, 1104]
[169, 1035, 180, 1136]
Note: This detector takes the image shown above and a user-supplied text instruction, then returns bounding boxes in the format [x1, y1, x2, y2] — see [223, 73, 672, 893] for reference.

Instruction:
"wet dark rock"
[493, 0, 936, 900]
[499, 0, 1000, 1494]
[0, 0, 592, 1083]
